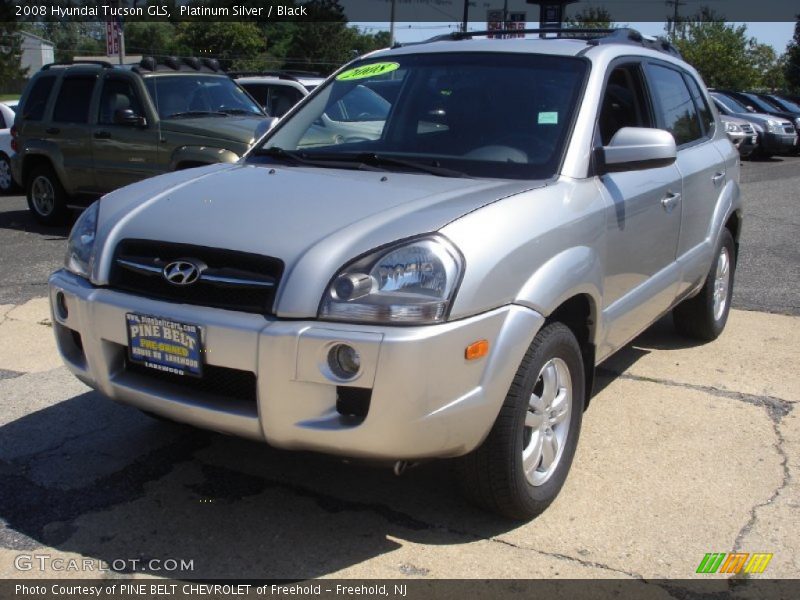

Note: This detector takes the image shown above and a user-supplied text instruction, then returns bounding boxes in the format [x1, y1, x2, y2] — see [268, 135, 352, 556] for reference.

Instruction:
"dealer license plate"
[126, 313, 203, 377]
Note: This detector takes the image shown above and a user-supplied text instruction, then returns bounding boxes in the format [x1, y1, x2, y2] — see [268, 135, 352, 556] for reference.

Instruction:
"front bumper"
[760, 131, 797, 154]
[49, 270, 543, 460]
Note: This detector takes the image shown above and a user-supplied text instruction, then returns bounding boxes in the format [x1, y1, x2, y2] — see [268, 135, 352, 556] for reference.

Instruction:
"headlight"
[795, 117, 800, 129]
[64, 201, 99, 278]
[766, 119, 784, 133]
[724, 121, 742, 133]
[319, 235, 463, 325]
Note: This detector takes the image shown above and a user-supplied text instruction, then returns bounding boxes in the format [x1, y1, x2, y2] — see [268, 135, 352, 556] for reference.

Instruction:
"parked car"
[232, 71, 325, 118]
[48, 29, 741, 520]
[710, 92, 797, 157]
[719, 114, 757, 158]
[753, 93, 800, 137]
[0, 99, 19, 193]
[719, 89, 800, 147]
[12, 57, 271, 224]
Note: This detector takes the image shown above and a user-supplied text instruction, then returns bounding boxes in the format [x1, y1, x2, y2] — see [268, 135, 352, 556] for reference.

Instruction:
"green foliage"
[785, 16, 800, 94]
[175, 22, 264, 69]
[124, 23, 181, 58]
[668, 10, 788, 92]
[564, 7, 615, 30]
[0, 5, 28, 85]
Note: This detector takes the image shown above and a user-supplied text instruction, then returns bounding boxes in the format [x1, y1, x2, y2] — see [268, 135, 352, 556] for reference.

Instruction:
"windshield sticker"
[336, 62, 400, 81]
[538, 112, 558, 125]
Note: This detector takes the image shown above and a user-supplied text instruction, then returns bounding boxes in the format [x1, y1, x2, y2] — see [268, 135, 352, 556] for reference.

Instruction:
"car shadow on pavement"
[0, 209, 71, 238]
[0, 388, 520, 579]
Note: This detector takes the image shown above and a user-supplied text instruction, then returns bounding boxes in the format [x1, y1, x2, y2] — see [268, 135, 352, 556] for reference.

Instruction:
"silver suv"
[48, 29, 741, 520]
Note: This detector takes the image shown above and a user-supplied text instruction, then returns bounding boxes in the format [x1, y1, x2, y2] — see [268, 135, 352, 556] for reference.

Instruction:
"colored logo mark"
[696, 552, 773, 574]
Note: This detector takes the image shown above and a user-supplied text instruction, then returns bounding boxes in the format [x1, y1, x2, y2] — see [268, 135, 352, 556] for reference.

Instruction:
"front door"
[92, 75, 161, 192]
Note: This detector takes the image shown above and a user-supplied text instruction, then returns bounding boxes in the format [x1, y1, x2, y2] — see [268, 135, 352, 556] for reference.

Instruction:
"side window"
[0, 113, 5, 129]
[646, 64, 702, 146]
[21, 76, 56, 121]
[598, 63, 653, 145]
[242, 84, 269, 110]
[53, 76, 97, 124]
[684, 75, 715, 136]
[99, 78, 144, 124]
[268, 86, 303, 118]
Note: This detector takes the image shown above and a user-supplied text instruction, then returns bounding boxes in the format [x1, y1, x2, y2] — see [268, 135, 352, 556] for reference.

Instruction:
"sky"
[354, 21, 796, 55]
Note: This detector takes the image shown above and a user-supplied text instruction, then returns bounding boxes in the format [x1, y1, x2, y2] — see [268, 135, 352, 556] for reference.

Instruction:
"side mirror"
[746, 105, 756, 113]
[114, 108, 145, 127]
[599, 127, 676, 174]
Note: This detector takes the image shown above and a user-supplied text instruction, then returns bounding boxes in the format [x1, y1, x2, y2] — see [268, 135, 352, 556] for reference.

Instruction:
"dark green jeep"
[11, 58, 271, 224]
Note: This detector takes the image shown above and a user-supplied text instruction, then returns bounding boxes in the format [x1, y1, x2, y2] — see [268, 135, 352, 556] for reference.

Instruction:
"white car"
[234, 72, 324, 118]
[0, 100, 19, 193]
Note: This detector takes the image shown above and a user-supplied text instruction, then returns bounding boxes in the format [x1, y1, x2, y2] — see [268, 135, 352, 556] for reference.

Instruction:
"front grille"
[125, 359, 257, 403]
[740, 123, 754, 134]
[109, 240, 283, 314]
[784, 125, 795, 134]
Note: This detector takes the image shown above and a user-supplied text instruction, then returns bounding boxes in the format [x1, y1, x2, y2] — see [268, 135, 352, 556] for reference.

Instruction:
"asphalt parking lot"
[0, 156, 798, 585]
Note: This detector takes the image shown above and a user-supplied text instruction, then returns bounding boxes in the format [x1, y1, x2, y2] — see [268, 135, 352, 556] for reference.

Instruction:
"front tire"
[27, 164, 70, 225]
[673, 228, 736, 341]
[456, 322, 585, 520]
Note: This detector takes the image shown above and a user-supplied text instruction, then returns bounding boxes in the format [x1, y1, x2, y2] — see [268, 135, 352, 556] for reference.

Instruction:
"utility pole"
[665, 0, 686, 38]
[117, 0, 125, 65]
[389, 0, 396, 46]
[462, 0, 469, 33]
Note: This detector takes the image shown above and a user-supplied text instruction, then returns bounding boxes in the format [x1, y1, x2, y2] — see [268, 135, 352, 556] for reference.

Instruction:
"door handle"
[661, 192, 681, 213]
[45, 127, 60, 135]
[93, 131, 111, 139]
[711, 172, 725, 185]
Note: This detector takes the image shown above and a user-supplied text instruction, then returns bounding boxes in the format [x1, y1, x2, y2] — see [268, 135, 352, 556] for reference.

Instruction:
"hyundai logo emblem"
[163, 260, 202, 286]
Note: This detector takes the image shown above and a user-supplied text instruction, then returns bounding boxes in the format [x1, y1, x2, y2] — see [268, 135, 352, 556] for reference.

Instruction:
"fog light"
[328, 344, 361, 379]
[55, 291, 68, 320]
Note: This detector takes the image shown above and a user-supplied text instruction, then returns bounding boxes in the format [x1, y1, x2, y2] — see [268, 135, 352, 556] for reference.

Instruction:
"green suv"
[11, 58, 271, 224]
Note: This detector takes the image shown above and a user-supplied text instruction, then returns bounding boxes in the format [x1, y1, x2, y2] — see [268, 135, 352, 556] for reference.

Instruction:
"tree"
[281, 0, 354, 74]
[564, 7, 615, 30]
[175, 22, 265, 70]
[0, 4, 28, 88]
[785, 15, 800, 94]
[124, 22, 181, 58]
[669, 13, 758, 89]
[749, 42, 786, 91]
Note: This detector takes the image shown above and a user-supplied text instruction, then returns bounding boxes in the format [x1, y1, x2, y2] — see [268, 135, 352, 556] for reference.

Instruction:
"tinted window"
[0, 113, 5, 129]
[268, 86, 304, 117]
[144, 75, 262, 119]
[711, 92, 749, 115]
[646, 64, 702, 145]
[53, 76, 97, 123]
[21, 76, 56, 121]
[99, 78, 144, 124]
[598, 64, 653, 145]
[684, 75, 714, 135]
[241, 83, 269, 109]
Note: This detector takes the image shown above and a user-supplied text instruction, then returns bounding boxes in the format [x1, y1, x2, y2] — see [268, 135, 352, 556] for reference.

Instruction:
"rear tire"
[0, 153, 17, 194]
[455, 322, 584, 520]
[26, 163, 70, 225]
[673, 228, 736, 341]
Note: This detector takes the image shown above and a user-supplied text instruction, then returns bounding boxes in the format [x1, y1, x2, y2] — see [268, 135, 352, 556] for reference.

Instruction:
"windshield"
[712, 92, 750, 114]
[741, 93, 780, 113]
[145, 75, 263, 119]
[768, 95, 800, 112]
[250, 53, 588, 179]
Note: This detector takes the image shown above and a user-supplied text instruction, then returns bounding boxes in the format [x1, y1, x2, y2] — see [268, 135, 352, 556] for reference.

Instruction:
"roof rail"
[42, 60, 114, 70]
[133, 56, 223, 74]
[400, 27, 681, 58]
[229, 70, 322, 80]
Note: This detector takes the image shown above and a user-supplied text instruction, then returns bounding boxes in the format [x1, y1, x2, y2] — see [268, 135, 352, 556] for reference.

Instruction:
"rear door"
[596, 61, 684, 354]
[49, 73, 101, 193]
[92, 74, 162, 192]
[644, 62, 726, 294]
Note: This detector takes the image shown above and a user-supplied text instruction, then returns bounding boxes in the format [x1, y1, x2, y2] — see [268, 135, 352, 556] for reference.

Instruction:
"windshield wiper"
[352, 153, 468, 178]
[250, 146, 379, 171]
[218, 108, 262, 116]
[164, 111, 228, 119]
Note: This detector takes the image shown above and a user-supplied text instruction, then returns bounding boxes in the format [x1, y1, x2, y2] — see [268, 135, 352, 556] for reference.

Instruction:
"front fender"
[169, 146, 240, 170]
[514, 245, 602, 328]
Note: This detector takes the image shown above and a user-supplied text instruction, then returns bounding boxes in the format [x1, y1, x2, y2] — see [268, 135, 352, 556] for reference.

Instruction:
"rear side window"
[21, 76, 56, 121]
[53, 76, 97, 123]
[646, 64, 702, 146]
[684, 75, 715, 135]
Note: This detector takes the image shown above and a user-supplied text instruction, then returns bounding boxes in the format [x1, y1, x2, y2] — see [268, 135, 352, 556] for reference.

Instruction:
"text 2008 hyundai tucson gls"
[49, 30, 741, 520]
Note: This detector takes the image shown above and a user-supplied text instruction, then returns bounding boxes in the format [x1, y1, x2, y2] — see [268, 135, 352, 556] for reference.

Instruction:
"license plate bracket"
[126, 313, 203, 377]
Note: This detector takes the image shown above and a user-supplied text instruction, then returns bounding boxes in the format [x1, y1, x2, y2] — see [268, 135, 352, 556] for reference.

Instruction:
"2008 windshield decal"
[336, 62, 400, 81]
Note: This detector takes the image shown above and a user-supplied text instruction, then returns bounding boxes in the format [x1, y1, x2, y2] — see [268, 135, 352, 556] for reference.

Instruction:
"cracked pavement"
[0, 157, 798, 583]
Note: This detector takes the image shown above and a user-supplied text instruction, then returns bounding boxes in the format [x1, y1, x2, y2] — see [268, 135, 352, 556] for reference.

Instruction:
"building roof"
[18, 31, 55, 48]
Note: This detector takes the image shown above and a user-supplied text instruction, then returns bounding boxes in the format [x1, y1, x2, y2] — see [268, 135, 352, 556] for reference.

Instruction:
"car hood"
[159, 115, 273, 145]
[94, 163, 543, 317]
[731, 112, 792, 128]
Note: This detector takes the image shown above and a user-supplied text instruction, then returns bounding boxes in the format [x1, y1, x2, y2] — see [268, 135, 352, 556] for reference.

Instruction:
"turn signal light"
[465, 339, 489, 361]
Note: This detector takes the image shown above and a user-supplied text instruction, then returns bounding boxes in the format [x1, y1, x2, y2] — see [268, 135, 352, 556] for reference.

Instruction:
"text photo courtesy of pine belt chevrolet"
[46, 28, 741, 520]
[10, 57, 272, 225]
